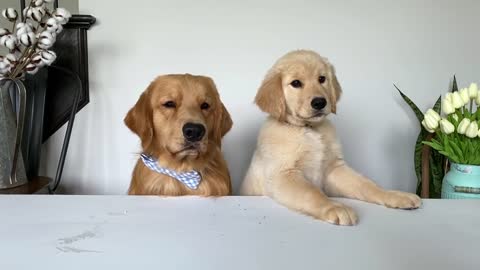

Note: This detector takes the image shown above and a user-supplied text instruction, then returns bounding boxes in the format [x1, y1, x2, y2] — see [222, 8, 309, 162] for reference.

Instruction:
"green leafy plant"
[396, 77, 459, 198]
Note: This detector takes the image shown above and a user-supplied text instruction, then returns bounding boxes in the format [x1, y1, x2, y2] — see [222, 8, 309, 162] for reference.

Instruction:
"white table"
[1, 196, 479, 270]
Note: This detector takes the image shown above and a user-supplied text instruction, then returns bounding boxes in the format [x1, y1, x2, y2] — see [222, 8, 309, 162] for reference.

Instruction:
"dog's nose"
[182, 123, 206, 142]
[311, 97, 327, 110]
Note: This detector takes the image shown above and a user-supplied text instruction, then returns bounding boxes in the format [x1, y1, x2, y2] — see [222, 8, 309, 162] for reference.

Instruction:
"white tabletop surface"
[0, 195, 479, 270]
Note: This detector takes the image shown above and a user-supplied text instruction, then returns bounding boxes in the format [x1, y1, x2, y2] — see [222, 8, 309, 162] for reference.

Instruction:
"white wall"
[41, 0, 480, 194]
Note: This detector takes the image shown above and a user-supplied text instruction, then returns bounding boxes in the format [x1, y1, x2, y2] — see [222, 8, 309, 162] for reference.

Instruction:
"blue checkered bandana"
[140, 154, 202, 190]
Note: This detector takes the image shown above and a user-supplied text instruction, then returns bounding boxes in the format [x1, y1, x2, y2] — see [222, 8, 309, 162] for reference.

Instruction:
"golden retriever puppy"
[240, 50, 421, 225]
[125, 74, 233, 196]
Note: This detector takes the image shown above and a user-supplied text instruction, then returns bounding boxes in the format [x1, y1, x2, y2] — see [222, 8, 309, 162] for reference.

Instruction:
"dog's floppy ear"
[255, 71, 286, 120]
[327, 63, 342, 114]
[213, 101, 233, 145]
[124, 88, 154, 149]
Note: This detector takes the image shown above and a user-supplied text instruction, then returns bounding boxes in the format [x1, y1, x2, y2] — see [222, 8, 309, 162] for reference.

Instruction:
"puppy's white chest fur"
[300, 127, 332, 188]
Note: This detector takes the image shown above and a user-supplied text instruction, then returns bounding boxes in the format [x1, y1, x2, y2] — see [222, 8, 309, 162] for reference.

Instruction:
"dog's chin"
[290, 111, 328, 125]
[170, 142, 207, 159]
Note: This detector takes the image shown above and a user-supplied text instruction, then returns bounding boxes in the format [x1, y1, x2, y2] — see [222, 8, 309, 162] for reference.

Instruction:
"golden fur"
[125, 74, 233, 196]
[241, 50, 421, 225]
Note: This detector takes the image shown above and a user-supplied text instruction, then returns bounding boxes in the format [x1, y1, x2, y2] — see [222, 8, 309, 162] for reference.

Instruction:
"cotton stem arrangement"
[0, 0, 71, 80]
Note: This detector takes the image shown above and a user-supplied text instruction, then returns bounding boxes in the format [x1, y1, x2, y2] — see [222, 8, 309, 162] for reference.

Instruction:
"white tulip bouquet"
[0, 0, 71, 79]
[421, 83, 480, 165]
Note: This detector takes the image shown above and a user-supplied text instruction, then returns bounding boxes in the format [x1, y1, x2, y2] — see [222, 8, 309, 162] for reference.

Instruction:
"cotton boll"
[4, 54, 17, 66]
[53, 8, 72, 25]
[33, 0, 45, 7]
[16, 23, 34, 36]
[0, 35, 18, 50]
[40, 50, 56, 65]
[2, 8, 18, 22]
[19, 32, 37, 46]
[0, 28, 10, 37]
[38, 36, 53, 49]
[46, 18, 60, 33]
[26, 63, 39, 75]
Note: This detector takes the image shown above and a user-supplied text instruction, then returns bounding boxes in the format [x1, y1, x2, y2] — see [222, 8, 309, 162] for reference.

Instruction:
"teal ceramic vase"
[441, 163, 480, 199]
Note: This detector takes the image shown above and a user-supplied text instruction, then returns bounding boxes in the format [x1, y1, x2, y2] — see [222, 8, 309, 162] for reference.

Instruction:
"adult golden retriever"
[240, 50, 421, 225]
[125, 74, 233, 196]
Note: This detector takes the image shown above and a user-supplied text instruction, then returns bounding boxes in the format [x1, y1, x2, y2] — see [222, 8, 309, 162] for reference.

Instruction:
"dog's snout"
[311, 97, 327, 110]
[182, 123, 206, 142]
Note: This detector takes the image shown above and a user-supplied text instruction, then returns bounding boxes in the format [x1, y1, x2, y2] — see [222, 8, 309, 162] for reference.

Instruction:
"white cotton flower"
[457, 118, 471, 135]
[38, 35, 53, 49]
[4, 54, 17, 65]
[45, 17, 61, 33]
[468, 83, 478, 99]
[0, 28, 10, 37]
[33, 0, 45, 7]
[40, 50, 56, 65]
[53, 8, 71, 25]
[24, 6, 45, 22]
[0, 34, 18, 50]
[459, 88, 470, 104]
[2, 8, 18, 21]
[465, 121, 479, 139]
[19, 32, 37, 46]
[16, 23, 34, 36]
[26, 63, 39, 74]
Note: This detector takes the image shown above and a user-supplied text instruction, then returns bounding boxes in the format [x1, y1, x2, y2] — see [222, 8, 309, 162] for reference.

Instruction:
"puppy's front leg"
[324, 161, 421, 209]
[269, 170, 358, 225]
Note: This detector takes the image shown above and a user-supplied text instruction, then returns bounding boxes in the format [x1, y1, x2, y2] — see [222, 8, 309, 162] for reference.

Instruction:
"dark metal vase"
[0, 79, 28, 189]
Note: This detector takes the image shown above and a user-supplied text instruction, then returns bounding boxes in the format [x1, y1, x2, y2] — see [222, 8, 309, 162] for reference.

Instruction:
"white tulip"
[426, 109, 441, 121]
[441, 97, 455, 115]
[53, 8, 71, 25]
[459, 88, 470, 104]
[476, 92, 480, 105]
[452, 114, 459, 122]
[465, 121, 479, 138]
[422, 120, 435, 133]
[457, 118, 471, 134]
[0, 34, 17, 50]
[439, 119, 455, 135]
[40, 50, 56, 65]
[468, 83, 478, 99]
[2, 8, 18, 22]
[19, 32, 36, 46]
[445, 92, 453, 102]
[451, 92, 464, 109]
[478, 128, 480, 138]
[424, 114, 439, 130]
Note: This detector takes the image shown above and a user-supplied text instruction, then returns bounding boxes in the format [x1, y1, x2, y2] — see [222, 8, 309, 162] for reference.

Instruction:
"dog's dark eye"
[290, 80, 303, 88]
[200, 102, 210, 110]
[163, 101, 176, 108]
[318, 76, 326, 84]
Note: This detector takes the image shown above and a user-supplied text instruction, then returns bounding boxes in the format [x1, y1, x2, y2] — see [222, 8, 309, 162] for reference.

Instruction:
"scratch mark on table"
[56, 246, 103, 254]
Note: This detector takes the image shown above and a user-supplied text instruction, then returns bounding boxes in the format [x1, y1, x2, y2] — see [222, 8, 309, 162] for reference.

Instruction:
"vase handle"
[9, 80, 27, 185]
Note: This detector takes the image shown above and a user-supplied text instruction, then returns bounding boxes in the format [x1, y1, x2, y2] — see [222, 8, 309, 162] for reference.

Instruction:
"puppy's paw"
[382, 191, 422, 209]
[316, 203, 358, 226]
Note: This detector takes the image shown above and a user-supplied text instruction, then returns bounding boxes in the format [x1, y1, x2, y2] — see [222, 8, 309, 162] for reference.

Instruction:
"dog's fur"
[240, 50, 421, 225]
[125, 74, 233, 196]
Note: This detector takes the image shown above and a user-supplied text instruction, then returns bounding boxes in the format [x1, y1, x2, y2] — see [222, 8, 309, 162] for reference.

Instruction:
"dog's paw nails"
[320, 204, 358, 226]
[383, 191, 422, 209]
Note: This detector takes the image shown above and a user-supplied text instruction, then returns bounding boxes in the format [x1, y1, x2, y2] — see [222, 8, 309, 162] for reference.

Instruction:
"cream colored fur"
[240, 50, 421, 225]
